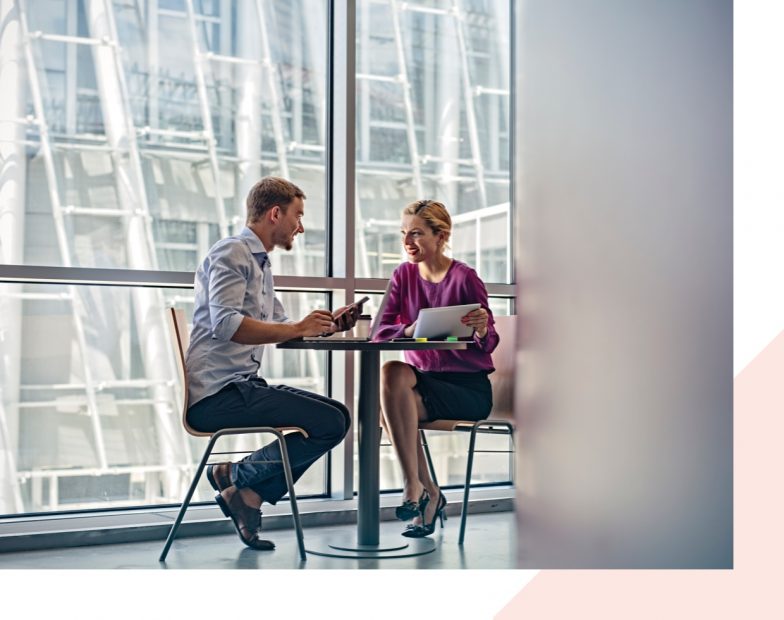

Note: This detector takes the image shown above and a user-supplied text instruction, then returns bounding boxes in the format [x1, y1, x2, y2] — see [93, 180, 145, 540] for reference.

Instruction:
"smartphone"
[332, 296, 370, 330]
[352, 296, 370, 312]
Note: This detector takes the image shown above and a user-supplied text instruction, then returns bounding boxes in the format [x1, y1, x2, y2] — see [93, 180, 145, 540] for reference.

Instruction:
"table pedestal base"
[305, 534, 436, 559]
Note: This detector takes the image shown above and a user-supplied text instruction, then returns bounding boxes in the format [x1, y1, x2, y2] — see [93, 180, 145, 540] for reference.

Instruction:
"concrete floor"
[0, 511, 516, 569]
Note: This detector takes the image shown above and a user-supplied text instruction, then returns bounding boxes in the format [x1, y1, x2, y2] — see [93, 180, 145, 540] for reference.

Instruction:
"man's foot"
[215, 486, 275, 551]
[206, 462, 232, 492]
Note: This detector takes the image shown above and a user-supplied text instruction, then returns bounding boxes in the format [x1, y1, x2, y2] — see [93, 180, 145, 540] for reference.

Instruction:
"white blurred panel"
[515, 0, 732, 567]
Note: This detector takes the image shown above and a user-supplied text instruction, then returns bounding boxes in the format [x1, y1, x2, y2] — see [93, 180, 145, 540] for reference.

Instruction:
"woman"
[374, 199, 499, 537]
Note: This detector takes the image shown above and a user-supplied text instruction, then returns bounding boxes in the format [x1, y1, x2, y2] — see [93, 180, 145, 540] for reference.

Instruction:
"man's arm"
[206, 241, 335, 345]
[231, 310, 336, 345]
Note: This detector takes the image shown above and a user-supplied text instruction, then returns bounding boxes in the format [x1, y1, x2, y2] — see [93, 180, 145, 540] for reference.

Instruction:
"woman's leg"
[381, 361, 438, 505]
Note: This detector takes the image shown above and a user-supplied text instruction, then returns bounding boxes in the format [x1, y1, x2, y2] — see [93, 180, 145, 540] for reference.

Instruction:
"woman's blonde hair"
[403, 199, 452, 247]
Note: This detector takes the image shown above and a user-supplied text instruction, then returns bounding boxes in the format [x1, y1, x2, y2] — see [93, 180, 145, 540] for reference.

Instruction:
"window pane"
[3, 1, 327, 274]
[355, 0, 511, 282]
[0, 283, 328, 516]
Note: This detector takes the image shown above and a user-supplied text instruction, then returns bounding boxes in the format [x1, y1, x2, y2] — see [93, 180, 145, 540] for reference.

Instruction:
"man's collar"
[239, 226, 267, 255]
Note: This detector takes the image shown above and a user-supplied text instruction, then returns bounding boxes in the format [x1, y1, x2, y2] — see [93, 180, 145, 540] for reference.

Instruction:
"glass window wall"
[0, 0, 514, 520]
[0, 283, 327, 515]
[355, 0, 511, 282]
[13, 0, 327, 274]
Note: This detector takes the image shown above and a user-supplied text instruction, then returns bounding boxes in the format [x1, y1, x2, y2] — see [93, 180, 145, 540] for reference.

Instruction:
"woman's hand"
[461, 308, 488, 338]
[403, 322, 417, 338]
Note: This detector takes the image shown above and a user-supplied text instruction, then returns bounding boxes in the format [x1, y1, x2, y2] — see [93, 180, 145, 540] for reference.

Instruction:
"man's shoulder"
[207, 235, 253, 263]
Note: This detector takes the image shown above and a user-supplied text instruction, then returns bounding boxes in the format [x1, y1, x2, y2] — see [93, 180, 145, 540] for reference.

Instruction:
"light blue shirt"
[186, 227, 290, 406]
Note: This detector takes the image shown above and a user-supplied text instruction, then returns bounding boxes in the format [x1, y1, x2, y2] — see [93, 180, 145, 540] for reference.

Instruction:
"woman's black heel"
[402, 491, 447, 538]
[395, 489, 428, 521]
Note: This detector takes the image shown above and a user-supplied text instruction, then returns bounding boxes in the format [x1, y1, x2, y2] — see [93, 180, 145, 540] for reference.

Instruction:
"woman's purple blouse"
[373, 260, 499, 372]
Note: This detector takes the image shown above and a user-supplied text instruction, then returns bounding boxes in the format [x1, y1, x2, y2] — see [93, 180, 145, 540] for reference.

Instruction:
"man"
[186, 177, 355, 550]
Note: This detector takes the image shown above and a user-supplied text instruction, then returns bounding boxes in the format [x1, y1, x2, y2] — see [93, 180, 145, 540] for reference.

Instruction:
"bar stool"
[419, 314, 517, 545]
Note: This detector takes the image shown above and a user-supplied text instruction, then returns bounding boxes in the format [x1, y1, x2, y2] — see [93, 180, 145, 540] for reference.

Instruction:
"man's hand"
[403, 321, 417, 338]
[332, 304, 361, 332]
[297, 309, 337, 337]
[461, 307, 489, 338]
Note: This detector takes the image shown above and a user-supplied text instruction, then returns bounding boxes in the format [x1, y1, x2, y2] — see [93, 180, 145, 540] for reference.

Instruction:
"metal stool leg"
[458, 421, 515, 546]
[459, 424, 480, 545]
[159, 433, 220, 562]
[160, 426, 308, 562]
[508, 427, 516, 485]
[276, 431, 306, 561]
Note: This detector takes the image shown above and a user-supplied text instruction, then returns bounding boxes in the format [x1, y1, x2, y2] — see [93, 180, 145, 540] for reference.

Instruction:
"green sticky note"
[446, 336, 458, 341]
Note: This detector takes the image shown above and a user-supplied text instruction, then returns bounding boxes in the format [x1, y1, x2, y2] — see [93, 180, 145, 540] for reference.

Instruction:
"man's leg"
[234, 384, 350, 502]
[226, 382, 349, 504]
[187, 380, 349, 549]
[187, 379, 349, 502]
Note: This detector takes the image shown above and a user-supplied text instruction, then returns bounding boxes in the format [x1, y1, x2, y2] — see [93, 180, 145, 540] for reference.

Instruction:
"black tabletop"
[276, 338, 471, 351]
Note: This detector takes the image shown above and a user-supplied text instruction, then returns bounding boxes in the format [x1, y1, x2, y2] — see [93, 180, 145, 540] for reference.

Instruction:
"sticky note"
[415, 337, 428, 342]
[446, 336, 458, 342]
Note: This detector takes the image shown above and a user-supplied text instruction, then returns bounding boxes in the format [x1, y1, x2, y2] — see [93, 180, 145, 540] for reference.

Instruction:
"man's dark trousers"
[187, 377, 350, 503]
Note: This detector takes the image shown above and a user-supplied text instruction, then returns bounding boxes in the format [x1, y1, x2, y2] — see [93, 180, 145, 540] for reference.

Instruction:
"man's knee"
[312, 401, 349, 444]
[331, 399, 351, 439]
[381, 360, 415, 392]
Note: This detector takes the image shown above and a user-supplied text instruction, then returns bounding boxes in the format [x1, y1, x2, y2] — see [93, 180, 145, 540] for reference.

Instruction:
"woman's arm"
[463, 269, 500, 354]
[371, 270, 409, 341]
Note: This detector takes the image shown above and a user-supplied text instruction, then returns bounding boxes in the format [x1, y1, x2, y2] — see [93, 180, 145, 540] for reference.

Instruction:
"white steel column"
[86, 0, 185, 499]
[235, 0, 263, 217]
[18, 1, 111, 473]
[330, 0, 357, 499]
[452, 0, 487, 210]
[436, 9, 460, 207]
[184, 0, 230, 238]
[254, 0, 290, 180]
[389, 0, 423, 196]
[0, 0, 26, 513]
[303, 0, 327, 146]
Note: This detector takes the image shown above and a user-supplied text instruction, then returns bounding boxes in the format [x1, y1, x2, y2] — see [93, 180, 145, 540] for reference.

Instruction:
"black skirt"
[410, 366, 493, 422]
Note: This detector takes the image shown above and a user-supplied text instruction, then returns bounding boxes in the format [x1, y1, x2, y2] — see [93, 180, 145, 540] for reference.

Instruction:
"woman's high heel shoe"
[401, 491, 447, 538]
[395, 488, 428, 521]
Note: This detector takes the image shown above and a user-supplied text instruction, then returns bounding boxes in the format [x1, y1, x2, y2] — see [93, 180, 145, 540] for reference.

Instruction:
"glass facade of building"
[0, 0, 512, 516]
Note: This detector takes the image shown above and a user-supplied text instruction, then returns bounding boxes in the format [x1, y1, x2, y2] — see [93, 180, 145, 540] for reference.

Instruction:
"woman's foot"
[402, 486, 446, 537]
[396, 483, 428, 521]
[409, 484, 440, 526]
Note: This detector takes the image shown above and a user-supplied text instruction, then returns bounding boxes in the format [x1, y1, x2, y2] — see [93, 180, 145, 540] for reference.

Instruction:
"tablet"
[413, 303, 481, 339]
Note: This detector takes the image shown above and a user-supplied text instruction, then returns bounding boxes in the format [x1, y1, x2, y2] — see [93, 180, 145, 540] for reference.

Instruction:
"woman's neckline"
[416, 258, 456, 285]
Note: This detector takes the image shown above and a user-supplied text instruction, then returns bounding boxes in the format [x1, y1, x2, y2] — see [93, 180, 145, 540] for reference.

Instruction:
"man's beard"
[275, 231, 295, 251]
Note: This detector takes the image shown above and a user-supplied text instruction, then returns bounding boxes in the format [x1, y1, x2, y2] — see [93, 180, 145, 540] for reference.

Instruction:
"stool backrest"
[168, 307, 210, 437]
[489, 315, 516, 419]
